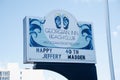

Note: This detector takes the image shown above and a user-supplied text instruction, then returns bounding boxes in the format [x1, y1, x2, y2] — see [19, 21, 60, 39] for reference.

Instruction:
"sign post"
[105, 0, 115, 80]
[23, 10, 97, 80]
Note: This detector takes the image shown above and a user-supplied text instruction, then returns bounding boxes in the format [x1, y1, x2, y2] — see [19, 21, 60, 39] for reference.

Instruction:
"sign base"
[33, 63, 97, 80]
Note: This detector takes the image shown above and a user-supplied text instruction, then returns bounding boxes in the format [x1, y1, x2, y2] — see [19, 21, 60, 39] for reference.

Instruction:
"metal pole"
[105, 0, 115, 80]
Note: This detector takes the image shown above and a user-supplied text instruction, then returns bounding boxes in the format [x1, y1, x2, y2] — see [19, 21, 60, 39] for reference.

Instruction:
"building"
[0, 63, 68, 80]
[0, 63, 20, 80]
[0, 69, 10, 80]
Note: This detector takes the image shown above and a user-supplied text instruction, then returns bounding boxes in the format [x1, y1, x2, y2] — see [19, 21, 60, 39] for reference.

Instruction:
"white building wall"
[20, 70, 68, 80]
[7, 63, 20, 80]
[20, 70, 45, 80]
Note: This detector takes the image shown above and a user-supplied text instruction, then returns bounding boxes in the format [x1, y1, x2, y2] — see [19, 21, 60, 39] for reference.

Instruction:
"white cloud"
[71, 0, 115, 3]
[112, 31, 118, 37]
[112, 25, 120, 37]
[0, 62, 7, 69]
[72, 0, 96, 3]
[116, 25, 120, 31]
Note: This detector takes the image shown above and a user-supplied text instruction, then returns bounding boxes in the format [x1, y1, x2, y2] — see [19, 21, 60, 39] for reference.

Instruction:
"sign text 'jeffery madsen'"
[23, 10, 96, 63]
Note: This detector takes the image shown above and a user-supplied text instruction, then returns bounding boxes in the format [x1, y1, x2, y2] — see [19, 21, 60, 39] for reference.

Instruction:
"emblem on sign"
[29, 10, 93, 49]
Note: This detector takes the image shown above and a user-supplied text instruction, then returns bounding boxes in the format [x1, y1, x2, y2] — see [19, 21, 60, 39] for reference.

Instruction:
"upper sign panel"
[29, 10, 93, 49]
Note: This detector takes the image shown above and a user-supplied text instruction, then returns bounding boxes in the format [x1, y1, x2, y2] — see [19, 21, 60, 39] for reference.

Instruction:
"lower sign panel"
[24, 47, 96, 63]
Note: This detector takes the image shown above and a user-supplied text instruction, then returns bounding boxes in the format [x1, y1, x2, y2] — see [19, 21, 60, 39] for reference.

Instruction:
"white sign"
[23, 10, 96, 63]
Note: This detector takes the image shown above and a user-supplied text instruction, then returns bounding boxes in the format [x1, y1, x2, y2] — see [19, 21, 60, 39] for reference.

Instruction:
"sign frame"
[23, 10, 96, 64]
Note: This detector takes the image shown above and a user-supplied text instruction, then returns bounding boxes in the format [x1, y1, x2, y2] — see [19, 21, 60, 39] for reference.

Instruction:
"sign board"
[23, 10, 96, 63]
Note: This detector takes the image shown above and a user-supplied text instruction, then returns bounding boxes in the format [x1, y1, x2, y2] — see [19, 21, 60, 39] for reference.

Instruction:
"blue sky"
[0, 0, 120, 80]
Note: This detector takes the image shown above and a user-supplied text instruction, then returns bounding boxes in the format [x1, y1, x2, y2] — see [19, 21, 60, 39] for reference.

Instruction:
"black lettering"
[36, 48, 52, 53]
[42, 54, 61, 59]
[68, 55, 85, 60]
